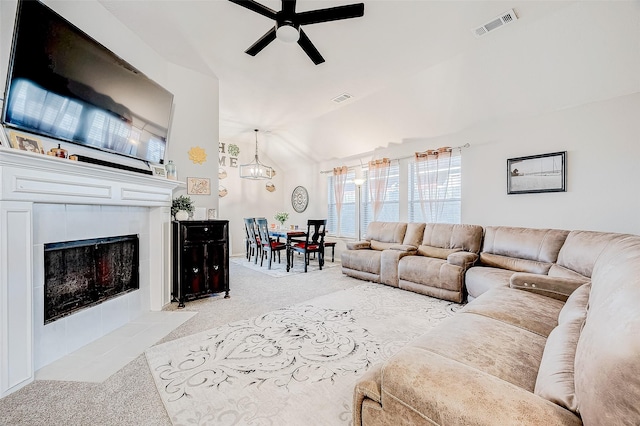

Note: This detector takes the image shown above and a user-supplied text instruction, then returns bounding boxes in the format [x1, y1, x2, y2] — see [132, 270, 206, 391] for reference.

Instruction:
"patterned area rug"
[230, 254, 339, 278]
[145, 283, 463, 425]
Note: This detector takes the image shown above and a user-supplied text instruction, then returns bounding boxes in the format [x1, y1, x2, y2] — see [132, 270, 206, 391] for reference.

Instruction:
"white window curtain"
[414, 147, 459, 223]
[327, 170, 356, 237]
[332, 166, 348, 234]
[367, 158, 390, 222]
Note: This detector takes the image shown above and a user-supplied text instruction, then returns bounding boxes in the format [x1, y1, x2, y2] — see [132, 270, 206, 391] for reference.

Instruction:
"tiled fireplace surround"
[0, 148, 181, 397]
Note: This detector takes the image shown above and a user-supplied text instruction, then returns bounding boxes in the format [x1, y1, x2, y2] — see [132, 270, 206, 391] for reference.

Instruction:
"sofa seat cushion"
[465, 266, 513, 299]
[463, 287, 564, 338]
[398, 256, 463, 292]
[341, 250, 382, 275]
[368, 348, 581, 426]
[409, 312, 548, 391]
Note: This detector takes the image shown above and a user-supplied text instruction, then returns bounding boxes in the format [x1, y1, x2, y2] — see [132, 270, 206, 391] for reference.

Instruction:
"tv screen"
[2, 0, 174, 164]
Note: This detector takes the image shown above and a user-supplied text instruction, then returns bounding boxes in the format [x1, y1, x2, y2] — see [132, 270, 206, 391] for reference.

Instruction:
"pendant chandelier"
[240, 129, 274, 180]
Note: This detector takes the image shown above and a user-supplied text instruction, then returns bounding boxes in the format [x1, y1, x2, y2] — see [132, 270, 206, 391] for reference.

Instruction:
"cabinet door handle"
[213, 265, 219, 270]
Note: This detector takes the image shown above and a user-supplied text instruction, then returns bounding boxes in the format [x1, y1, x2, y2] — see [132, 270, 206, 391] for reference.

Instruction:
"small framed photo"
[187, 177, 211, 195]
[507, 151, 566, 194]
[9, 131, 44, 154]
[151, 165, 166, 177]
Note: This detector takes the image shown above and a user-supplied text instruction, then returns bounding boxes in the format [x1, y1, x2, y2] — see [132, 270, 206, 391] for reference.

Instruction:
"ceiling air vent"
[332, 93, 353, 104]
[472, 9, 518, 38]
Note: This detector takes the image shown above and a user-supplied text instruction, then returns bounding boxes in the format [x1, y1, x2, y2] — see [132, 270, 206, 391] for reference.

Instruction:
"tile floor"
[35, 311, 196, 382]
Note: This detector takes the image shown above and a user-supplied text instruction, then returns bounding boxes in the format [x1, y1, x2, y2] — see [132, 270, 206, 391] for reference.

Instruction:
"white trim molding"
[0, 147, 182, 398]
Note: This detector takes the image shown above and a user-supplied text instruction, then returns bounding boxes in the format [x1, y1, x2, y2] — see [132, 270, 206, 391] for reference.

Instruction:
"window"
[408, 154, 461, 223]
[327, 171, 356, 237]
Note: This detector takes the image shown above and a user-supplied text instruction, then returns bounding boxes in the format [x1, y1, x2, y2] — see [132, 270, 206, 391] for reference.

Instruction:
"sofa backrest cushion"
[420, 223, 484, 254]
[549, 230, 628, 280]
[574, 235, 640, 424]
[366, 222, 408, 251]
[479, 226, 569, 273]
[402, 222, 425, 248]
[534, 283, 590, 413]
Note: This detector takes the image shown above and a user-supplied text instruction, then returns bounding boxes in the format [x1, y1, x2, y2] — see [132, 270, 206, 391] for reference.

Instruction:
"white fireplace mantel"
[0, 147, 183, 398]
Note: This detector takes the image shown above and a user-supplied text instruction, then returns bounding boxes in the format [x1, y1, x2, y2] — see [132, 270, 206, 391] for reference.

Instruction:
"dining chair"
[290, 219, 327, 272]
[243, 218, 261, 264]
[256, 218, 287, 269]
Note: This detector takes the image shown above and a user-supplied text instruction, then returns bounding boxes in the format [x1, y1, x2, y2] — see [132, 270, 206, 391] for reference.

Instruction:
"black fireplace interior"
[44, 234, 139, 324]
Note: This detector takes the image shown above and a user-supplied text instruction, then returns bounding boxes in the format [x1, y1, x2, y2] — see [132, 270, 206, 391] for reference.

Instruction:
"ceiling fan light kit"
[276, 23, 300, 43]
[229, 0, 364, 65]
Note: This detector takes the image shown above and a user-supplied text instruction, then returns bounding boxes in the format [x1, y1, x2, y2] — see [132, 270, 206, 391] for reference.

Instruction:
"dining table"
[269, 228, 306, 272]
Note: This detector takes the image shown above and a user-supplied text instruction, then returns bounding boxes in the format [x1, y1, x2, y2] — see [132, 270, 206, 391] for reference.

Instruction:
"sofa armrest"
[388, 244, 417, 253]
[353, 364, 382, 426]
[380, 249, 414, 287]
[346, 241, 371, 250]
[447, 251, 478, 269]
[368, 348, 581, 426]
[510, 273, 589, 302]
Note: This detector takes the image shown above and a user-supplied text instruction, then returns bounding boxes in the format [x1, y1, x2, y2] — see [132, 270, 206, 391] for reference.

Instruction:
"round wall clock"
[291, 185, 309, 213]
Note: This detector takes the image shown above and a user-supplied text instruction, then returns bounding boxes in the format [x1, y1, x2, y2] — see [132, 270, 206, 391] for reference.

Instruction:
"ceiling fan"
[228, 0, 365, 65]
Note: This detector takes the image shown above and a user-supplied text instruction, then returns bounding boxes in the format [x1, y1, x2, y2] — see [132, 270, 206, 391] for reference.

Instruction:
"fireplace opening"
[44, 234, 140, 324]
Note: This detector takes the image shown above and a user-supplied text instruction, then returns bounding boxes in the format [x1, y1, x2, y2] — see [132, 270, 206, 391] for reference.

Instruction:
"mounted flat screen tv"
[2, 0, 174, 164]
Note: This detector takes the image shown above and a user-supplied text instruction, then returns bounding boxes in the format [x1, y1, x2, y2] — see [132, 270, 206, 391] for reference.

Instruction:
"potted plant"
[172, 195, 194, 220]
[274, 211, 289, 229]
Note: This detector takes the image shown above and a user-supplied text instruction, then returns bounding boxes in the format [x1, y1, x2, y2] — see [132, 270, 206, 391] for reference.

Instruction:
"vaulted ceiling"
[96, 1, 637, 170]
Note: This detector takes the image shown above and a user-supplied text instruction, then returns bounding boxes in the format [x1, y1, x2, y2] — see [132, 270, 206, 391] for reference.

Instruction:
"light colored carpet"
[145, 283, 463, 425]
[0, 260, 360, 425]
[231, 252, 338, 277]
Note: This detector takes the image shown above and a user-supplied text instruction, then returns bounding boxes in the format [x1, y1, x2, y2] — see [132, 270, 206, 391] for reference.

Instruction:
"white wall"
[217, 136, 285, 256]
[462, 93, 640, 234]
[164, 63, 219, 217]
[314, 93, 640, 236]
[304, 1, 640, 238]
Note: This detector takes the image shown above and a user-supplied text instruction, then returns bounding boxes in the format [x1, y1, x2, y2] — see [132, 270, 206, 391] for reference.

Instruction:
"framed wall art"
[187, 177, 211, 195]
[507, 151, 566, 194]
[9, 131, 44, 154]
[151, 165, 166, 177]
[291, 185, 309, 213]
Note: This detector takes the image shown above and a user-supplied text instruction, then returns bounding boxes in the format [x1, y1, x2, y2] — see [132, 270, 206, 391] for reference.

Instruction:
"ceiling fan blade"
[228, 0, 278, 20]
[296, 3, 364, 25]
[298, 29, 325, 65]
[281, 0, 296, 16]
[245, 27, 277, 56]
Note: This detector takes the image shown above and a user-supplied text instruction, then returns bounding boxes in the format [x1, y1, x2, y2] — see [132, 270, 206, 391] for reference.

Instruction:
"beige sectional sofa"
[343, 222, 483, 302]
[346, 223, 640, 425]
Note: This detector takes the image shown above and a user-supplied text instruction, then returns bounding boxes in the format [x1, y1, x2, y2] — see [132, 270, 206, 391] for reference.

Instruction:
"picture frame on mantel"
[507, 151, 566, 194]
[151, 165, 167, 178]
[8, 130, 44, 154]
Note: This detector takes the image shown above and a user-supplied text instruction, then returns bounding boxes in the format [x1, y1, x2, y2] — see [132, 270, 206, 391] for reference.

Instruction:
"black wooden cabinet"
[172, 220, 229, 307]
